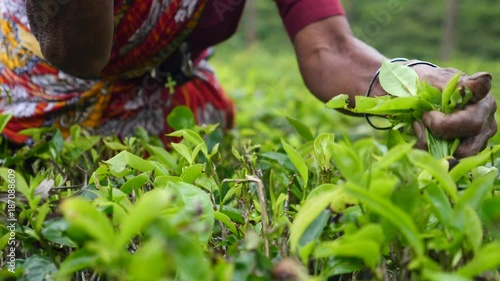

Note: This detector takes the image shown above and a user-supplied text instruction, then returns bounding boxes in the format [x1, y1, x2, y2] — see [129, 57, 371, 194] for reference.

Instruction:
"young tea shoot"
[326, 59, 473, 159]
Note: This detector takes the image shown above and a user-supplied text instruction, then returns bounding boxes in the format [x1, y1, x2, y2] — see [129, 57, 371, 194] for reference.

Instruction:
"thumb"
[460, 72, 492, 104]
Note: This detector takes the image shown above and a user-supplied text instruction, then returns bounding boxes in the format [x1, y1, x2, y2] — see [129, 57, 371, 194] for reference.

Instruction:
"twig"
[222, 177, 270, 257]
[246, 175, 270, 257]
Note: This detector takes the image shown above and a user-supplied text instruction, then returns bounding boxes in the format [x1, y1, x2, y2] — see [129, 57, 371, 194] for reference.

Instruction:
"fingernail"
[468, 72, 492, 81]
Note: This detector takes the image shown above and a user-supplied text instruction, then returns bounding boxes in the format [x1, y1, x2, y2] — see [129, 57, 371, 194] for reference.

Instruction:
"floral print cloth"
[0, 0, 234, 146]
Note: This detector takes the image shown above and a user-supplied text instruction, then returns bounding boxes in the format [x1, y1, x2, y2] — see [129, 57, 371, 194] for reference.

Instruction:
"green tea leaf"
[457, 242, 500, 278]
[104, 151, 154, 176]
[366, 97, 432, 114]
[181, 164, 204, 184]
[423, 270, 472, 281]
[56, 249, 97, 278]
[167, 106, 195, 130]
[103, 139, 129, 150]
[373, 142, 414, 173]
[456, 170, 496, 211]
[314, 240, 381, 269]
[168, 129, 208, 157]
[170, 232, 213, 281]
[330, 142, 366, 186]
[441, 72, 462, 114]
[344, 224, 385, 245]
[408, 150, 457, 201]
[0, 168, 29, 198]
[215, 211, 238, 235]
[418, 80, 442, 107]
[128, 238, 168, 281]
[171, 142, 194, 165]
[282, 139, 309, 187]
[298, 210, 330, 262]
[120, 172, 150, 194]
[463, 206, 482, 254]
[424, 183, 453, 228]
[0, 114, 12, 134]
[379, 59, 419, 97]
[169, 182, 215, 244]
[290, 187, 354, 254]
[60, 198, 115, 246]
[345, 182, 424, 256]
[326, 94, 350, 109]
[145, 144, 178, 170]
[286, 116, 315, 141]
[449, 145, 500, 181]
[314, 133, 335, 170]
[19, 255, 57, 281]
[116, 188, 173, 249]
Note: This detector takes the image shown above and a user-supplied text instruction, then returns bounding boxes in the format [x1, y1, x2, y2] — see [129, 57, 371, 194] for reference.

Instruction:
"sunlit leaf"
[379, 59, 419, 97]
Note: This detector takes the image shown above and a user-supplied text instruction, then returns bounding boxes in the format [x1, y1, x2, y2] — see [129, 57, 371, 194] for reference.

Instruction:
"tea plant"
[0, 59, 499, 280]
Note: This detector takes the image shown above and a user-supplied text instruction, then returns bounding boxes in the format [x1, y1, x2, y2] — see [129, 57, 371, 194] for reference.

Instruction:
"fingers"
[459, 72, 492, 104]
[454, 116, 497, 158]
[422, 94, 497, 139]
[413, 121, 427, 150]
[412, 65, 492, 104]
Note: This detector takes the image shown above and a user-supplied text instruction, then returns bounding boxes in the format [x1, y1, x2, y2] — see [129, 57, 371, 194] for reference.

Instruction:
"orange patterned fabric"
[0, 0, 234, 146]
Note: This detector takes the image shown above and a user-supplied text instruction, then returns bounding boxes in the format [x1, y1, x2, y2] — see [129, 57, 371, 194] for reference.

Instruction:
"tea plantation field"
[1, 46, 500, 281]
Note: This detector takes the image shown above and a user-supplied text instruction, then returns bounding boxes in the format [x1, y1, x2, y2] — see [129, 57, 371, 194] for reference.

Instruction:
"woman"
[0, 0, 496, 157]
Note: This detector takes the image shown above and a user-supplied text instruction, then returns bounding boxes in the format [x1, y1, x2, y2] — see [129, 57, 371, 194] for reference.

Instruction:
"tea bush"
[1, 47, 500, 280]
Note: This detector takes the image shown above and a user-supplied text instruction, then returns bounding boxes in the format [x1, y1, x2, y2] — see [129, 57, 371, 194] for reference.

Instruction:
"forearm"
[26, 0, 114, 78]
[293, 16, 385, 106]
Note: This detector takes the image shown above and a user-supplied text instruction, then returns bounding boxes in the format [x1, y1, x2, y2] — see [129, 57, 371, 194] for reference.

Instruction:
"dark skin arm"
[26, 0, 114, 78]
[293, 16, 497, 158]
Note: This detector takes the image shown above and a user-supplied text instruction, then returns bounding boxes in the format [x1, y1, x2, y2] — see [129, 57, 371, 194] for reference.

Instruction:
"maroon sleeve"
[276, 0, 345, 39]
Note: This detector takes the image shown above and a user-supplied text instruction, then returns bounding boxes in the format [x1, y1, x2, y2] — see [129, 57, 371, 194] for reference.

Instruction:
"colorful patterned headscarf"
[0, 0, 234, 145]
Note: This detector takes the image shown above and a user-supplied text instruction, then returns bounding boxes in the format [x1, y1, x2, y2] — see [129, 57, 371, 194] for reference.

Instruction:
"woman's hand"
[412, 68, 497, 158]
[26, 0, 114, 78]
[293, 16, 497, 158]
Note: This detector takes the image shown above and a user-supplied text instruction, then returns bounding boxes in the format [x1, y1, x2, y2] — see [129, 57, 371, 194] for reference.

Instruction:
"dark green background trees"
[232, 0, 500, 61]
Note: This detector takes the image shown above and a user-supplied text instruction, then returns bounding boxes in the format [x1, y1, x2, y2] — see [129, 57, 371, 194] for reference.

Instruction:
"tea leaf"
[345, 182, 424, 256]
[286, 116, 315, 141]
[314, 133, 335, 170]
[408, 150, 457, 201]
[379, 59, 419, 97]
[56, 249, 97, 278]
[0, 114, 12, 134]
[455, 170, 496, 212]
[457, 242, 500, 278]
[60, 199, 115, 246]
[282, 139, 309, 187]
[314, 240, 381, 269]
[441, 72, 463, 114]
[167, 106, 195, 130]
[116, 188, 173, 249]
[120, 172, 150, 194]
[449, 145, 500, 181]
[326, 94, 350, 109]
[463, 206, 482, 254]
[215, 211, 238, 235]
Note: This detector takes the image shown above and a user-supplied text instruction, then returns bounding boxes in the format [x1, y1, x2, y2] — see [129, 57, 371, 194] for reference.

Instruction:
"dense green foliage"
[1, 43, 500, 280]
[2, 1, 500, 278]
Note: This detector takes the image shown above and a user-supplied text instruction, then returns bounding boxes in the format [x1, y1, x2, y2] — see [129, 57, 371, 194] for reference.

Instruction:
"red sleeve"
[275, 0, 345, 39]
